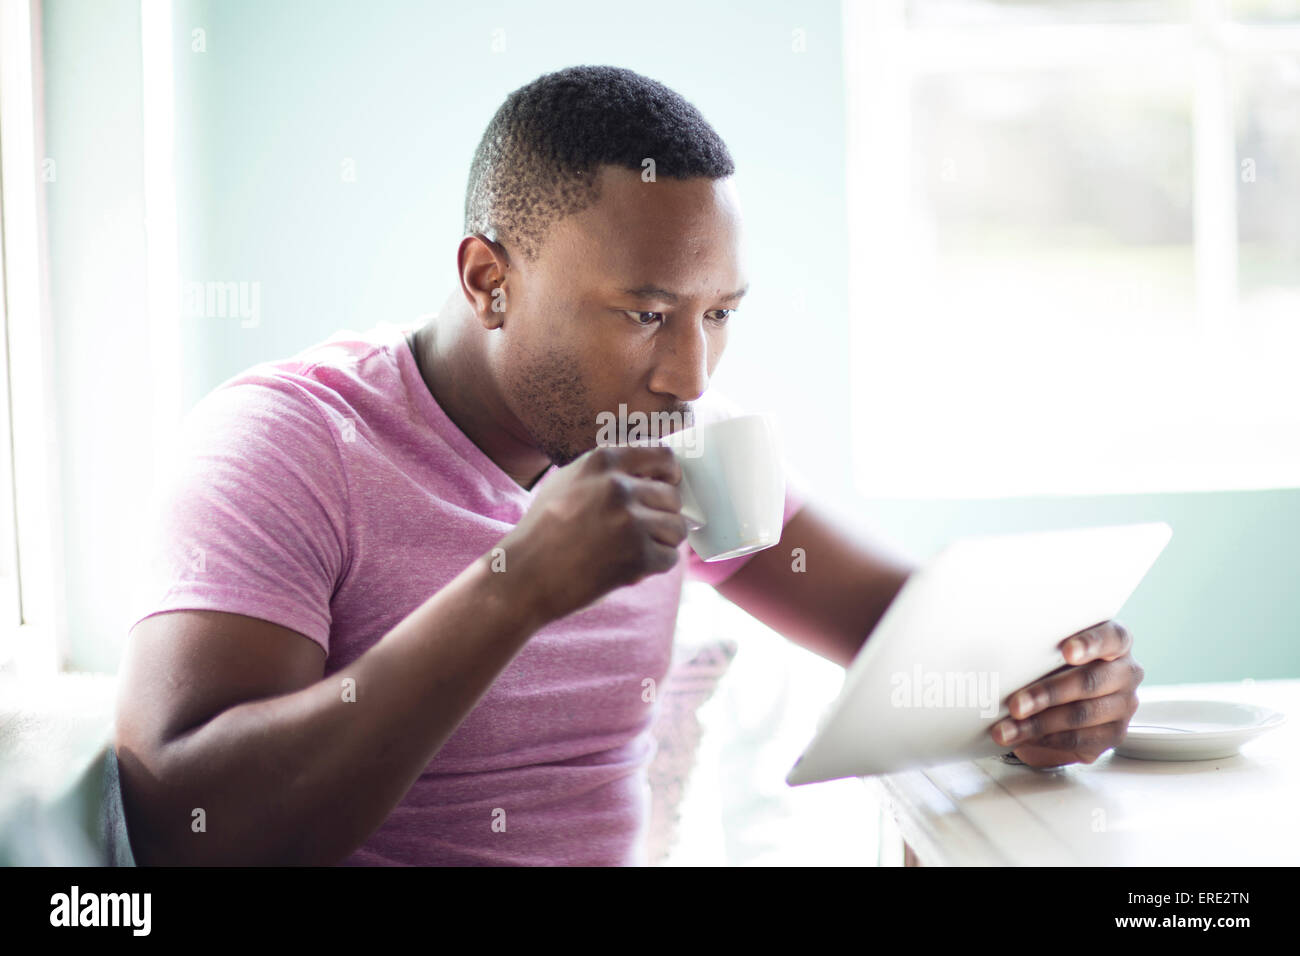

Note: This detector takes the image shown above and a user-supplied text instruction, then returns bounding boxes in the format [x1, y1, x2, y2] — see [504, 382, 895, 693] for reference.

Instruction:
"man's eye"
[625, 311, 664, 326]
[708, 309, 733, 324]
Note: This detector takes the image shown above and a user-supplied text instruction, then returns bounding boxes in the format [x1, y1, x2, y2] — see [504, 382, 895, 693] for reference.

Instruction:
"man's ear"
[457, 233, 510, 328]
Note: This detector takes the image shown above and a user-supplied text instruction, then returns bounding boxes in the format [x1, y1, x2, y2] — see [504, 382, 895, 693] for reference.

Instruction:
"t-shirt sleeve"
[680, 390, 810, 587]
[127, 378, 351, 656]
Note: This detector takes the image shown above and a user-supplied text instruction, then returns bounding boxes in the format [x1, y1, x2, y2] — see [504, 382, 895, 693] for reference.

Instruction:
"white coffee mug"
[658, 412, 786, 562]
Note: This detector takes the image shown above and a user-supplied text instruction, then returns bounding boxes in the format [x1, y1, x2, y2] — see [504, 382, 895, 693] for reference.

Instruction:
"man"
[115, 65, 1143, 866]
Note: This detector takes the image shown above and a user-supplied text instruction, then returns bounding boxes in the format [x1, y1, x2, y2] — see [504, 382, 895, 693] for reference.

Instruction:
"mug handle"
[678, 472, 707, 531]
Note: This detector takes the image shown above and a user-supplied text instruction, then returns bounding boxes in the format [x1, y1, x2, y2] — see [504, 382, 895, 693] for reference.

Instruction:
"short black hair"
[463, 65, 735, 263]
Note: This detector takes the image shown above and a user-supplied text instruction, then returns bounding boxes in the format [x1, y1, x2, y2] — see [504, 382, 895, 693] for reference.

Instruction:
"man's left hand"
[991, 620, 1144, 768]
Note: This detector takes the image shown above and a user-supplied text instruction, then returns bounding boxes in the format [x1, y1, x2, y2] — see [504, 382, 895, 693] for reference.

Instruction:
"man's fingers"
[1008, 655, 1145, 720]
[592, 443, 683, 484]
[1032, 720, 1128, 754]
[1062, 619, 1132, 666]
[994, 690, 1138, 747]
[630, 502, 690, 548]
[623, 474, 684, 515]
[1011, 720, 1130, 767]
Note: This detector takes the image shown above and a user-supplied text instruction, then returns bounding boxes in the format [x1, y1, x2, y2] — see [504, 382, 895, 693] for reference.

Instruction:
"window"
[845, 0, 1300, 497]
[1, 0, 61, 673]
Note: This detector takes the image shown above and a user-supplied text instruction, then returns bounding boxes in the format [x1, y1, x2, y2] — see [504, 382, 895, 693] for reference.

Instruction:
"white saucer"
[1114, 699, 1286, 761]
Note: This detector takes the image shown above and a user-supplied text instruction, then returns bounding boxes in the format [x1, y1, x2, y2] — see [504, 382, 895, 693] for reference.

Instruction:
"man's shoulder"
[191, 324, 407, 432]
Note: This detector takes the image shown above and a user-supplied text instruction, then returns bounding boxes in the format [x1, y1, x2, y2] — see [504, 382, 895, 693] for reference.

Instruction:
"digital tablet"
[786, 521, 1173, 785]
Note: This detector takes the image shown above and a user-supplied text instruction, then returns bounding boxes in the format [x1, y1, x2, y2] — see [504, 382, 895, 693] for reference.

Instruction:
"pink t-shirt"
[129, 321, 806, 866]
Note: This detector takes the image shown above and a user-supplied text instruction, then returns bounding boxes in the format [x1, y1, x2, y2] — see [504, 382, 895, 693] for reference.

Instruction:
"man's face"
[487, 165, 747, 467]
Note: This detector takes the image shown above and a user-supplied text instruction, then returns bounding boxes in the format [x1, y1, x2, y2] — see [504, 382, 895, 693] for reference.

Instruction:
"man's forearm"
[128, 552, 547, 866]
[715, 502, 917, 670]
[821, 564, 913, 668]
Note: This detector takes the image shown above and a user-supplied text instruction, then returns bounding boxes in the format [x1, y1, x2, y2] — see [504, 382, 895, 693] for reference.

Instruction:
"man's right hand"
[494, 444, 691, 626]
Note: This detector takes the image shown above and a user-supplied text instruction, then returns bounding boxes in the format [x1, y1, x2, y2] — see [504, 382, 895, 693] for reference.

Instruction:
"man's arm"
[713, 500, 916, 669]
[116, 552, 548, 866]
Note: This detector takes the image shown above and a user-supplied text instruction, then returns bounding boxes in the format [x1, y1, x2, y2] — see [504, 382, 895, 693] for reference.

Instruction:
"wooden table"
[868, 679, 1299, 866]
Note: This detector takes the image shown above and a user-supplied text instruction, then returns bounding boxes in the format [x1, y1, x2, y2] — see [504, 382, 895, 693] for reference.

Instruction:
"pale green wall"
[860, 490, 1298, 684]
[40, 0, 1298, 682]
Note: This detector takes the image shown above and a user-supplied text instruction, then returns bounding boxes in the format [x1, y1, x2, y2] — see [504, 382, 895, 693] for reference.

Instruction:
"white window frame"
[844, 0, 1300, 499]
[0, 0, 63, 675]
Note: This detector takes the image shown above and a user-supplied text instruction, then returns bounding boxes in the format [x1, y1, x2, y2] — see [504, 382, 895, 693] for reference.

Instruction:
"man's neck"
[408, 302, 552, 490]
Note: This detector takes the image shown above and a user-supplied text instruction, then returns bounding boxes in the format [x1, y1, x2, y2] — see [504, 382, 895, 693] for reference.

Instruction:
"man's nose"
[648, 319, 711, 402]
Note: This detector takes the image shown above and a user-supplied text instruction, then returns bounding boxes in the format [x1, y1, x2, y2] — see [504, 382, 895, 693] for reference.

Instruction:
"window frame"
[0, 0, 62, 675]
